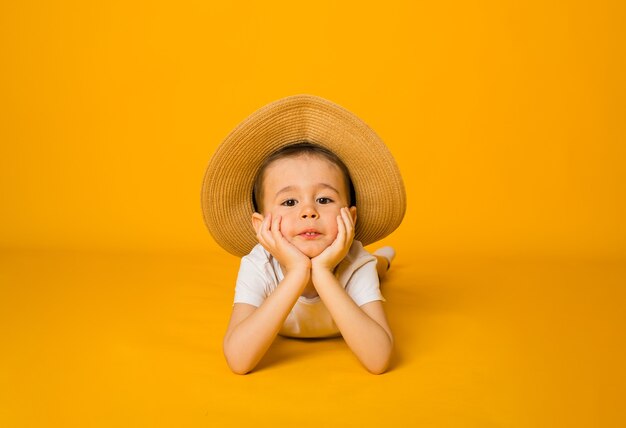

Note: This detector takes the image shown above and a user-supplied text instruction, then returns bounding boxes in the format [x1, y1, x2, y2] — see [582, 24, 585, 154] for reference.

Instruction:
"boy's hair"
[252, 141, 356, 213]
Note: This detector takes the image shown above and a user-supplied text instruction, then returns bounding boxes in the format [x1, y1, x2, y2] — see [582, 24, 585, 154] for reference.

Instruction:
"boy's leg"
[373, 247, 395, 281]
[375, 255, 389, 280]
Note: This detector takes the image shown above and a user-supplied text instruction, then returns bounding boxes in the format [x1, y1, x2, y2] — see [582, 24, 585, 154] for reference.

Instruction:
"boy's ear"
[349, 206, 357, 224]
[251, 212, 264, 234]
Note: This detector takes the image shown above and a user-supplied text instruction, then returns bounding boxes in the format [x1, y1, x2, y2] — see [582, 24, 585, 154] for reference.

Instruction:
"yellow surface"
[1, 250, 625, 426]
[1, 0, 625, 426]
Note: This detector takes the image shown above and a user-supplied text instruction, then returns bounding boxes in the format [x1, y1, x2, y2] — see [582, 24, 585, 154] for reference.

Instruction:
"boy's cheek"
[269, 207, 286, 217]
[329, 228, 340, 241]
[276, 216, 295, 234]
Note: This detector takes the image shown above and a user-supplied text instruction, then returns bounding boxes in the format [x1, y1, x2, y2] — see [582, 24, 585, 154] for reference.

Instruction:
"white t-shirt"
[233, 240, 385, 338]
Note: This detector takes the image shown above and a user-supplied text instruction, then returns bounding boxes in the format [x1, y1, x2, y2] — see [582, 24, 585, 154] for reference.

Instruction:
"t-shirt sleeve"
[344, 259, 386, 306]
[233, 255, 269, 307]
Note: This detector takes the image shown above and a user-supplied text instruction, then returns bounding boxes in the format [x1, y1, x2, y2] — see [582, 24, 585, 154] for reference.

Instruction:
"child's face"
[253, 154, 356, 258]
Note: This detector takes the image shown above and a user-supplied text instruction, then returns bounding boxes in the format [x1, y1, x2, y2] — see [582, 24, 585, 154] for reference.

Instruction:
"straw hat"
[201, 94, 406, 257]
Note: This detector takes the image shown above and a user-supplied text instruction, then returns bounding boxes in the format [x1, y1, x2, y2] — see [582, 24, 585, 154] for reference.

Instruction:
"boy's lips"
[297, 229, 322, 240]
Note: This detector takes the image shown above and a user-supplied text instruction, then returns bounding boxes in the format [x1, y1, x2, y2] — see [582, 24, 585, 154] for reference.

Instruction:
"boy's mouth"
[298, 229, 322, 240]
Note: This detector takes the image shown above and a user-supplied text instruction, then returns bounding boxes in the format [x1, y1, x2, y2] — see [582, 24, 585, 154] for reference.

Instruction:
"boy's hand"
[311, 207, 355, 272]
[256, 213, 311, 274]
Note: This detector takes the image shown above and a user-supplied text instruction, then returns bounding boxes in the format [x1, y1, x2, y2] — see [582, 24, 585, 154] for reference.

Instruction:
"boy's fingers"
[258, 229, 272, 249]
[257, 215, 266, 234]
[342, 207, 355, 238]
[264, 213, 272, 231]
[259, 214, 277, 248]
[270, 214, 279, 232]
[343, 207, 353, 225]
[336, 214, 346, 244]
[257, 214, 269, 236]
[266, 215, 276, 238]
[270, 215, 284, 243]
[274, 214, 281, 231]
[337, 208, 355, 253]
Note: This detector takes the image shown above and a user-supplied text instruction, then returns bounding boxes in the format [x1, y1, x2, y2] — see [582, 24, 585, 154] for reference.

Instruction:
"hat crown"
[202, 95, 406, 257]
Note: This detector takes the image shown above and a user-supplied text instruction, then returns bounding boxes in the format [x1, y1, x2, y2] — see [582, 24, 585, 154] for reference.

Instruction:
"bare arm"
[312, 270, 393, 374]
[223, 268, 309, 374]
[223, 213, 310, 374]
[311, 207, 394, 374]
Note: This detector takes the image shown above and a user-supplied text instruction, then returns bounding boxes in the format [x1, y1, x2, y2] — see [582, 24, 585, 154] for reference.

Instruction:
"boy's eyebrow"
[275, 183, 341, 197]
[275, 186, 295, 197]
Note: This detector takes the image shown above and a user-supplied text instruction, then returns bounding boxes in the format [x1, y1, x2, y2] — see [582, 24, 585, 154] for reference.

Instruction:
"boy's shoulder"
[337, 240, 377, 278]
[335, 240, 379, 289]
[345, 240, 376, 263]
[241, 244, 273, 266]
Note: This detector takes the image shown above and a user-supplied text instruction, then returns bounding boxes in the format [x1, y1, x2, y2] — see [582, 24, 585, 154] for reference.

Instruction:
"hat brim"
[201, 95, 406, 257]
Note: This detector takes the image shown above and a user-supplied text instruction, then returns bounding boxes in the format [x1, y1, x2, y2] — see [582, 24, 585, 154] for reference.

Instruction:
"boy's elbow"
[227, 361, 253, 375]
[364, 357, 391, 375]
[363, 340, 393, 374]
[223, 339, 255, 375]
[224, 352, 255, 375]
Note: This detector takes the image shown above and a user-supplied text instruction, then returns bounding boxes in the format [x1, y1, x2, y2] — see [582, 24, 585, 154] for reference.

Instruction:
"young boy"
[201, 95, 406, 374]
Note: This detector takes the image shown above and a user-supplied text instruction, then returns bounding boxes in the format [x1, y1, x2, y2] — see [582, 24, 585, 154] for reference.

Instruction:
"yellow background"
[1, 1, 625, 427]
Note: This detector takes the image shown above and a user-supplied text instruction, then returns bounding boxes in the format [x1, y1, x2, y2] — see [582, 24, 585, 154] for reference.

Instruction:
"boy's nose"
[300, 206, 319, 219]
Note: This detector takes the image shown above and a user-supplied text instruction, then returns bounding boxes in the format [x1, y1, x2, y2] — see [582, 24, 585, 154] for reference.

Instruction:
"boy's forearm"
[223, 269, 309, 374]
[311, 270, 393, 374]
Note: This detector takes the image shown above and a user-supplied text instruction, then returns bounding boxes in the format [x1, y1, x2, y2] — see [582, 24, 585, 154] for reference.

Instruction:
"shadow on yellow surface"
[1, 248, 624, 427]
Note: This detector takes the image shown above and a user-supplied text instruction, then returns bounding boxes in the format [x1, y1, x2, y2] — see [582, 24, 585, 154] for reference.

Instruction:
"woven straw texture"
[201, 95, 406, 257]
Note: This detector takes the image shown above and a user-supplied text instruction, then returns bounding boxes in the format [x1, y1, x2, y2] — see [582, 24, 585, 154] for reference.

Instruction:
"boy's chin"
[296, 248, 322, 259]
[294, 243, 326, 259]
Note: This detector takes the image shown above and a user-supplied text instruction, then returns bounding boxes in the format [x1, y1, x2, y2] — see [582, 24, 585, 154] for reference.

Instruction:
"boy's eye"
[281, 199, 297, 207]
[317, 197, 333, 204]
